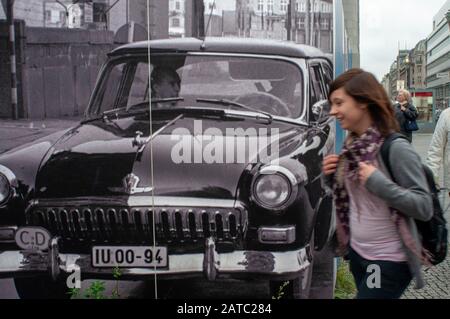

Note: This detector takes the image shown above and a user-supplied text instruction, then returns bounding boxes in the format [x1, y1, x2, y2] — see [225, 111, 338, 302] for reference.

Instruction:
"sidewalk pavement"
[0, 117, 81, 130]
[402, 133, 450, 299]
[0, 117, 81, 154]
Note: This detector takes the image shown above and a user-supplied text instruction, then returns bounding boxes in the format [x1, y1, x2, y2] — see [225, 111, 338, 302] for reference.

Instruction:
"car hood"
[35, 112, 308, 199]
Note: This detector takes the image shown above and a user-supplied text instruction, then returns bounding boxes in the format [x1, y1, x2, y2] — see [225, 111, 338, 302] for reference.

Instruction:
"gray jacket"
[365, 138, 433, 289]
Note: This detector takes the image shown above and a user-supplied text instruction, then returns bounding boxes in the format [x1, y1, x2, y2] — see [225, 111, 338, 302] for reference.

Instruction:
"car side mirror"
[311, 99, 331, 124]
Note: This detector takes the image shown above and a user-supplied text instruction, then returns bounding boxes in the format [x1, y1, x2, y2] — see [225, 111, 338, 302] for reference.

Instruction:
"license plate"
[92, 246, 168, 268]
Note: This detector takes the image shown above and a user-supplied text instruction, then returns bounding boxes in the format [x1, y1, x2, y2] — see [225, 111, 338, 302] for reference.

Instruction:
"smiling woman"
[323, 68, 433, 299]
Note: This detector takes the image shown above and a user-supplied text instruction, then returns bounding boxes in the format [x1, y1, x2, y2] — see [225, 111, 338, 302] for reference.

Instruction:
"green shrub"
[334, 259, 357, 299]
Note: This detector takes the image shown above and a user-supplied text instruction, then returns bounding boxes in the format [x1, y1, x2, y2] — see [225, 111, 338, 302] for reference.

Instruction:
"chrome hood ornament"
[108, 173, 153, 195]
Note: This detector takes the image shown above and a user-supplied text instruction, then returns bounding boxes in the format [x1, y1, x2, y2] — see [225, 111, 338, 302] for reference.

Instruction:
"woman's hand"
[358, 162, 377, 184]
[322, 155, 340, 176]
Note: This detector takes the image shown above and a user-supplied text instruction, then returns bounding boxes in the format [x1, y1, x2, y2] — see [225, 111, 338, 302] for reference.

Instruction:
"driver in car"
[268, 74, 300, 109]
[151, 66, 181, 107]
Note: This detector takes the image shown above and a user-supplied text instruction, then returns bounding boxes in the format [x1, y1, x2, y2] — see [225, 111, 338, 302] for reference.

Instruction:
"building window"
[299, 17, 305, 29]
[258, 0, 264, 12]
[300, 1, 305, 12]
[172, 18, 180, 27]
[314, 1, 318, 12]
[93, 3, 107, 23]
[280, 0, 287, 12]
[321, 18, 329, 30]
[60, 11, 66, 23]
[45, 10, 51, 22]
[176, 1, 180, 10]
[267, 0, 273, 13]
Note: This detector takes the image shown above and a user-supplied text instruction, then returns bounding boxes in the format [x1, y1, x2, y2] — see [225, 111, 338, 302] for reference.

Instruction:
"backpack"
[380, 133, 448, 265]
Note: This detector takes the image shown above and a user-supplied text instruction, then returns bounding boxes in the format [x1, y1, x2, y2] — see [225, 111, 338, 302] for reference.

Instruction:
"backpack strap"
[380, 133, 409, 181]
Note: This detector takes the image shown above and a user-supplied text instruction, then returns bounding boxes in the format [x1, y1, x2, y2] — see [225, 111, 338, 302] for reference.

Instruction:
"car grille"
[26, 205, 248, 245]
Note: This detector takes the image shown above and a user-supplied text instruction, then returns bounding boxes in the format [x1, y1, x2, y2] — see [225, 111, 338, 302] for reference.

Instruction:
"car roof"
[109, 37, 331, 61]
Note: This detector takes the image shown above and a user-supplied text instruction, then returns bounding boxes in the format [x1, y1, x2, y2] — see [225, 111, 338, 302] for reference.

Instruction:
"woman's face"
[397, 92, 406, 102]
[329, 87, 371, 134]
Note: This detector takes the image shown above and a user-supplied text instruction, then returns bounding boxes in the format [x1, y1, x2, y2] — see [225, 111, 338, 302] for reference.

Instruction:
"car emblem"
[108, 173, 153, 194]
[123, 173, 153, 194]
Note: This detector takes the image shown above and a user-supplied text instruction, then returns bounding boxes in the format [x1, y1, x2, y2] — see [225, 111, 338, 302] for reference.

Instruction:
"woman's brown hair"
[329, 68, 399, 137]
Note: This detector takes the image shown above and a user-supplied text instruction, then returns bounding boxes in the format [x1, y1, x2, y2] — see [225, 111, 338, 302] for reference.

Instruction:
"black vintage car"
[0, 38, 336, 299]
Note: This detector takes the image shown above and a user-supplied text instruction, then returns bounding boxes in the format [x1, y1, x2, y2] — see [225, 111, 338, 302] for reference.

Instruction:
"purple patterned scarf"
[332, 127, 431, 265]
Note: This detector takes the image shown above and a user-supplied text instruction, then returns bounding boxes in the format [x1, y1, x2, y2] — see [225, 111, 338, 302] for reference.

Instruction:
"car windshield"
[90, 54, 304, 119]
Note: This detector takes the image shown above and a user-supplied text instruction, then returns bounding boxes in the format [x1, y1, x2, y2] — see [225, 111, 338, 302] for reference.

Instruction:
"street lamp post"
[6, 0, 18, 119]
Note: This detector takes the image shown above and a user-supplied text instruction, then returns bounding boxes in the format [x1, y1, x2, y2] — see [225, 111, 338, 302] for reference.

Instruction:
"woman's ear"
[359, 103, 368, 110]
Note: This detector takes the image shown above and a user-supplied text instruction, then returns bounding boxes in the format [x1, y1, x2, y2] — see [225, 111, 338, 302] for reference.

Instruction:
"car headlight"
[0, 173, 11, 205]
[253, 174, 291, 209]
[0, 165, 18, 207]
[251, 165, 301, 211]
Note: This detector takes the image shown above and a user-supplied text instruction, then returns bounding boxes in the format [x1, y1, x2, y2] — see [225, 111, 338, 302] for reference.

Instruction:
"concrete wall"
[0, 21, 115, 119]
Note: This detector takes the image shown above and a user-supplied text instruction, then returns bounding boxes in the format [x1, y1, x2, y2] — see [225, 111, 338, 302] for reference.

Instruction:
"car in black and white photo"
[0, 37, 336, 299]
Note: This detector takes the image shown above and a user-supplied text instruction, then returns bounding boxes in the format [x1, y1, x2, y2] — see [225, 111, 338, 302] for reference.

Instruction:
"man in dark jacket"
[394, 89, 418, 142]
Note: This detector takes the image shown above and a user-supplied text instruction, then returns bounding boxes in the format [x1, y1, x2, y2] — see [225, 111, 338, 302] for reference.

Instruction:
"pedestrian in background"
[394, 89, 419, 142]
[322, 68, 432, 299]
[427, 107, 450, 208]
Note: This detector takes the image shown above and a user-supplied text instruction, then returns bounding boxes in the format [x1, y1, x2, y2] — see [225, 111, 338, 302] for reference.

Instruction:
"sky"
[360, 0, 447, 81]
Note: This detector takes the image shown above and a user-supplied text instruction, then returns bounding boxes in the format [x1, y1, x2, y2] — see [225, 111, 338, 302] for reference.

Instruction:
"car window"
[321, 62, 333, 93]
[127, 62, 150, 107]
[179, 57, 304, 118]
[98, 62, 126, 113]
[180, 61, 271, 97]
[97, 62, 152, 113]
[91, 55, 304, 119]
[309, 64, 326, 106]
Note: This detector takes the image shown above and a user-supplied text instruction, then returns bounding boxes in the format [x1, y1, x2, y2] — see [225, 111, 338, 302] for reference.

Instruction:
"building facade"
[1, 0, 45, 27]
[1, 1, 168, 39]
[384, 37, 436, 129]
[381, 73, 390, 98]
[0, 0, 99, 29]
[409, 39, 427, 91]
[107, 0, 168, 39]
[169, 0, 185, 38]
[342, 0, 360, 68]
[236, 0, 333, 53]
[426, 0, 450, 113]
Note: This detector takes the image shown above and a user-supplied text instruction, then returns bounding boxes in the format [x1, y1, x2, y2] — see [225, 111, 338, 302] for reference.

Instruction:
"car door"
[308, 60, 335, 250]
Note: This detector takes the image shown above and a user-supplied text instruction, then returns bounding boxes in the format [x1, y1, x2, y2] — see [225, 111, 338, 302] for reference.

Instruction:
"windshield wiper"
[82, 97, 186, 124]
[151, 97, 184, 104]
[103, 98, 184, 114]
[196, 98, 273, 124]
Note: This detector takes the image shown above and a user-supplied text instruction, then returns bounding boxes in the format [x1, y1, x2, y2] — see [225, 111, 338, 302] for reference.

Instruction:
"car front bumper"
[0, 237, 312, 281]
